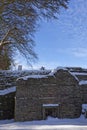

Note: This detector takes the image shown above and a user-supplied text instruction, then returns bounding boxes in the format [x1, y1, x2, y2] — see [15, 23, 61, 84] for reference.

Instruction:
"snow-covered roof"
[79, 80, 87, 85]
[43, 104, 59, 107]
[0, 86, 16, 95]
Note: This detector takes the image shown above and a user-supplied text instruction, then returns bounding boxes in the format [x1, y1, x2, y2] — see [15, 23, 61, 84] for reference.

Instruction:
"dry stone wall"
[0, 71, 17, 119]
[0, 93, 15, 119]
[0, 70, 50, 120]
[80, 85, 87, 104]
[15, 69, 82, 121]
[0, 67, 87, 121]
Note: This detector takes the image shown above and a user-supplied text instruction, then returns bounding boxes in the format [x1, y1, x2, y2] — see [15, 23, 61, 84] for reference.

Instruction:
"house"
[0, 67, 87, 121]
[15, 68, 82, 121]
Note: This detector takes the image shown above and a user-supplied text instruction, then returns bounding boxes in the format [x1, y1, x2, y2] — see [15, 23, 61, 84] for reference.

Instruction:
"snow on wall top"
[1, 67, 87, 83]
[0, 70, 51, 77]
[0, 86, 16, 95]
[0, 69, 51, 82]
[43, 104, 59, 107]
[49, 67, 79, 82]
[71, 72, 87, 76]
[18, 67, 70, 80]
[79, 80, 87, 85]
[17, 67, 81, 81]
[49, 67, 68, 76]
[69, 72, 79, 81]
[19, 75, 48, 80]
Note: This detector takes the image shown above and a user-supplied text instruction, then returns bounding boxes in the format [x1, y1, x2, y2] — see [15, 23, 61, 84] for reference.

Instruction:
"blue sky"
[15, 0, 87, 70]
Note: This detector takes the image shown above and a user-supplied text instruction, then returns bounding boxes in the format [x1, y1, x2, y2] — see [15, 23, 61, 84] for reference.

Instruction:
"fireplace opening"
[42, 104, 59, 119]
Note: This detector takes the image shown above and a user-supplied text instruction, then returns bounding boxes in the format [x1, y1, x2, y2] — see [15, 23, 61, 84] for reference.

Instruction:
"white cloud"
[59, 0, 87, 45]
[71, 48, 87, 57]
[57, 48, 87, 58]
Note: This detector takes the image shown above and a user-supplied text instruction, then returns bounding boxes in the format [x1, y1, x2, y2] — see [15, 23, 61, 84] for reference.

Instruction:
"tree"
[0, 46, 13, 70]
[0, 0, 69, 69]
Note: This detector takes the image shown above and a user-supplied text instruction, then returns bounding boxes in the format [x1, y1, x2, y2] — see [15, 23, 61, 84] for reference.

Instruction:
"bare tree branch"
[0, 0, 69, 69]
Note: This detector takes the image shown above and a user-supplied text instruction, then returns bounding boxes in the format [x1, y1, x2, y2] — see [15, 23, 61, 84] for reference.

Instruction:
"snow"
[71, 72, 87, 75]
[69, 72, 79, 81]
[43, 104, 59, 107]
[82, 104, 87, 110]
[18, 75, 48, 80]
[0, 86, 16, 95]
[49, 68, 79, 82]
[55, 67, 68, 71]
[82, 104, 87, 113]
[0, 70, 51, 77]
[49, 67, 68, 76]
[0, 115, 87, 130]
[79, 80, 87, 85]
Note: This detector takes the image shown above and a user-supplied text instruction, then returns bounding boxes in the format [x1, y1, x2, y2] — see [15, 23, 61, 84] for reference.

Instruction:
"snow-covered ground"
[0, 115, 87, 130]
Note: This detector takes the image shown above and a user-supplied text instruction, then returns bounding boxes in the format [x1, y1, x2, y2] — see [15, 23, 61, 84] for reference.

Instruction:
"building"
[15, 68, 87, 121]
[0, 67, 87, 121]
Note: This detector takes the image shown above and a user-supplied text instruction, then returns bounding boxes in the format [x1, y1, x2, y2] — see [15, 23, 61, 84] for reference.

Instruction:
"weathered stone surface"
[15, 69, 82, 121]
[0, 67, 87, 121]
[0, 92, 15, 119]
[0, 70, 50, 120]
[80, 85, 87, 103]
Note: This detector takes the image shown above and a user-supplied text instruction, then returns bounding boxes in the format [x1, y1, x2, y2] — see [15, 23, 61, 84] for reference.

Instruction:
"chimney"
[18, 65, 22, 71]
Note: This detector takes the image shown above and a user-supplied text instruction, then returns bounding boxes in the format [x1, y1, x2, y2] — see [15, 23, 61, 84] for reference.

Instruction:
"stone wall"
[55, 70, 82, 118]
[0, 67, 87, 121]
[15, 69, 82, 121]
[80, 85, 87, 104]
[0, 92, 15, 119]
[0, 71, 17, 119]
[0, 70, 50, 120]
